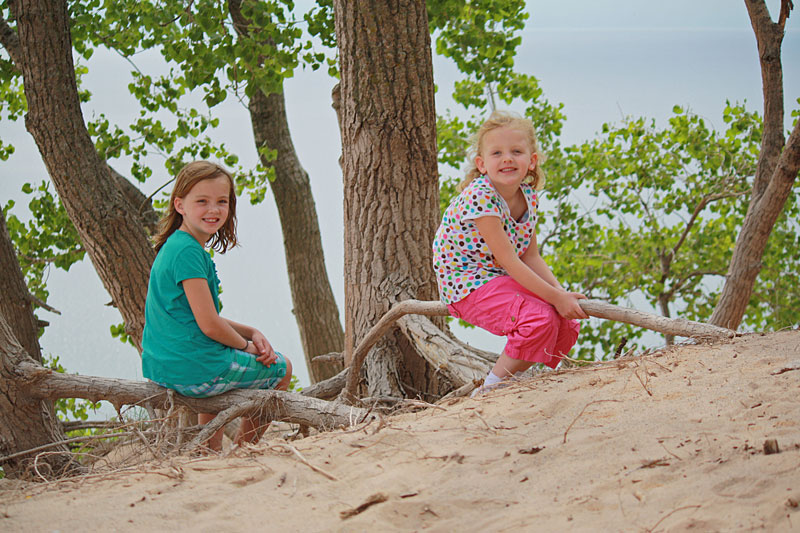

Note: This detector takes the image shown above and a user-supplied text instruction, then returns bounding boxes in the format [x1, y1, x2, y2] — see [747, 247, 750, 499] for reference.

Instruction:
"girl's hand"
[251, 330, 278, 367]
[553, 291, 589, 320]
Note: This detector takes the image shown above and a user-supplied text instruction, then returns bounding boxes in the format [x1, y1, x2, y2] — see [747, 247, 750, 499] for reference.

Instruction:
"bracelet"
[240, 339, 249, 351]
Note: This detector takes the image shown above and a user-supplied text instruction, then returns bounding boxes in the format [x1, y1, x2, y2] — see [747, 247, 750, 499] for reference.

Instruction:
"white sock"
[514, 370, 526, 379]
[483, 371, 503, 387]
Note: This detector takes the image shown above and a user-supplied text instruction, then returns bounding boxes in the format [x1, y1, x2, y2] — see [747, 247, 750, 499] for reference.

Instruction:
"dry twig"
[646, 504, 702, 532]
[563, 399, 622, 444]
[268, 442, 338, 481]
[339, 492, 388, 519]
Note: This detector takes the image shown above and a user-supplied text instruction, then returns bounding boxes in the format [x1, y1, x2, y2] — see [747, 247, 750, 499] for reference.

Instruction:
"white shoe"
[470, 380, 512, 398]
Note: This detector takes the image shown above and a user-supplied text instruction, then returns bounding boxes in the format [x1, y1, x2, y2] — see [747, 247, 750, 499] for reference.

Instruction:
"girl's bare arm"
[182, 278, 277, 363]
[474, 217, 587, 319]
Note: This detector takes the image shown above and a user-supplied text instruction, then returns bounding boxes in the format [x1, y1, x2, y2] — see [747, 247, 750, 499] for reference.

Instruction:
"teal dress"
[142, 230, 234, 385]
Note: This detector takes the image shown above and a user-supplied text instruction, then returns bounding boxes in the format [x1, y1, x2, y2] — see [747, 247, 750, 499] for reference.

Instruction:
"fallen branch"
[342, 301, 496, 399]
[187, 400, 262, 451]
[646, 504, 702, 532]
[343, 300, 451, 399]
[343, 299, 735, 401]
[15, 360, 369, 434]
[579, 300, 735, 340]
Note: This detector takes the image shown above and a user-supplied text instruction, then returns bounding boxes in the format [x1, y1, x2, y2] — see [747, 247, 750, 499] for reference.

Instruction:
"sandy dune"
[2, 330, 799, 532]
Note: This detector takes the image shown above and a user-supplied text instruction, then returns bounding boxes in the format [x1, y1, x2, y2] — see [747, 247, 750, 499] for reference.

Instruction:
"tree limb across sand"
[342, 299, 736, 399]
[14, 359, 369, 436]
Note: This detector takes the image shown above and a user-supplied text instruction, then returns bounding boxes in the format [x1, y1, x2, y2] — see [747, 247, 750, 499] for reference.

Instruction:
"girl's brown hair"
[152, 161, 238, 253]
[459, 110, 546, 192]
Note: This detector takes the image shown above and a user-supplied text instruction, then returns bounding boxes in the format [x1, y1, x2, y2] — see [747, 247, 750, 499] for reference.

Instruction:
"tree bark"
[248, 89, 345, 383]
[9, 0, 154, 349]
[0, 209, 42, 361]
[0, 313, 78, 479]
[333, 0, 450, 400]
[710, 0, 799, 330]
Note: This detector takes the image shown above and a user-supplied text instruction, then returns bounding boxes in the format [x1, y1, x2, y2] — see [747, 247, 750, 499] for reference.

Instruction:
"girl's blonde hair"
[459, 110, 546, 192]
[152, 161, 238, 253]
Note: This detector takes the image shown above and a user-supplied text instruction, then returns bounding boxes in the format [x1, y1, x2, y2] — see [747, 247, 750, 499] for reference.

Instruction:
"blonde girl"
[432, 111, 586, 394]
[142, 161, 292, 450]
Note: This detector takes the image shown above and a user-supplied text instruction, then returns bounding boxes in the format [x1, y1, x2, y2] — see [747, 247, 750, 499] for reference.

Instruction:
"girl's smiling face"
[174, 176, 232, 244]
[475, 126, 538, 193]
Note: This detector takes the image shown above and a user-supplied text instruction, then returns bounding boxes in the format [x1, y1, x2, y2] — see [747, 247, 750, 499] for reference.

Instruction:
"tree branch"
[670, 191, 744, 262]
[342, 298, 736, 400]
[0, 13, 22, 67]
[28, 292, 62, 315]
[343, 300, 456, 399]
[664, 269, 726, 302]
[745, 0, 789, 199]
[778, 0, 794, 28]
[15, 360, 369, 432]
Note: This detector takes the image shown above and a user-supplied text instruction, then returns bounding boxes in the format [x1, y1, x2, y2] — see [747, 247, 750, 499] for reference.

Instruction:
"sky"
[1, 1, 798, 399]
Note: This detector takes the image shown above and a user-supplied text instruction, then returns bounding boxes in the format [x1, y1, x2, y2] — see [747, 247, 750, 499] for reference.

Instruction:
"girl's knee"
[277, 355, 293, 390]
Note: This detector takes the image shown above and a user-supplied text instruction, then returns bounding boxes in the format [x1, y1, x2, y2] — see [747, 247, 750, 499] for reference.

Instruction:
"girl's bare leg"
[234, 357, 294, 446]
[491, 352, 533, 378]
[197, 412, 224, 451]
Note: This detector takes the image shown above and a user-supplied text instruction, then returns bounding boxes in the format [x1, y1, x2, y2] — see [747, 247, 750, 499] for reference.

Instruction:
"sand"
[2, 330, 799, 532]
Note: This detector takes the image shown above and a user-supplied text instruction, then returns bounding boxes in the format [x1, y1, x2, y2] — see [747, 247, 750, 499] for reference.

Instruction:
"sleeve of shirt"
[172, 242, 210, 285]
[461, 180, 503, 221]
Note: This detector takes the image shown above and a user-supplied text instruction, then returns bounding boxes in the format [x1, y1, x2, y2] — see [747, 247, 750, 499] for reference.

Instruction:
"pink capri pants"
[448, 276, 580, 369]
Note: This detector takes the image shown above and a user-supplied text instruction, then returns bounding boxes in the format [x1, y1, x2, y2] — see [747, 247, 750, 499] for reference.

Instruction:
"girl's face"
[475, 126, 537, 192]
[174, 176, 232, 244]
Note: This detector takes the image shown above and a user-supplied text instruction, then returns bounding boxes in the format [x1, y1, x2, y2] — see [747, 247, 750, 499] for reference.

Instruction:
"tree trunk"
[249, 88, 345, 382]
[333, 0, 450, 399]
[9, 0, 154, 349]
[710, 0, 799, 330]
[227, 0, 345, 383]
[0, 314, 78, 479]
[0, 209, 42, 360]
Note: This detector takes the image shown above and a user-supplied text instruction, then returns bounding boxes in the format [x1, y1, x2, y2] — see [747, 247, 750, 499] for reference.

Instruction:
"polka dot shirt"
[432, 175, 538, 305]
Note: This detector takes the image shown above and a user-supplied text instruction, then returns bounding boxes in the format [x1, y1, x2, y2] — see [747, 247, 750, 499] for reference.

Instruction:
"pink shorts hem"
[448, 276, 580, 368]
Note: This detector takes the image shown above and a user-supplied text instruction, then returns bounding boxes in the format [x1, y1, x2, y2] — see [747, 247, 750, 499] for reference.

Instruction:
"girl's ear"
[529, 153, 538, 170]
[475, 156, 487, 175]
[174, 196, 185, 216]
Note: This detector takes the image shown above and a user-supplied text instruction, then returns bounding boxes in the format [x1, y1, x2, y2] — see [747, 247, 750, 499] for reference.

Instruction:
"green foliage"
[429, 0, 566, 207]
[67, 0, 314, 203]
[2, 183, 85, 308]
[43, 354, 102, 429]
[302, 0, 339, 76]
[543, 103, 799, 358]
[109, 322, 136, 348]
[288, 374, 303, 392]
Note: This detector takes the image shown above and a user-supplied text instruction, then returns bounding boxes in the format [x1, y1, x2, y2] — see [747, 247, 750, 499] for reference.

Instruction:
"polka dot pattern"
[432, 175, 538, 304]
